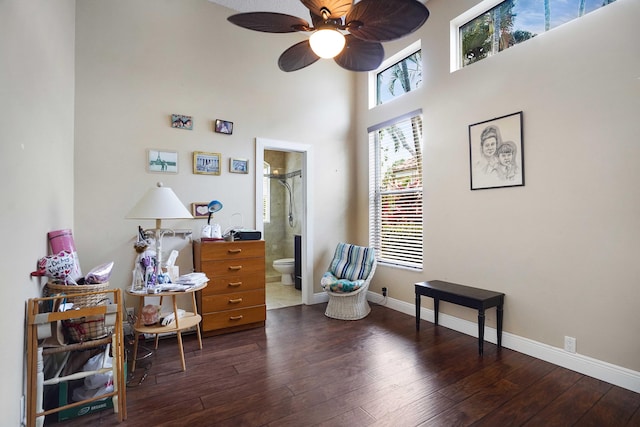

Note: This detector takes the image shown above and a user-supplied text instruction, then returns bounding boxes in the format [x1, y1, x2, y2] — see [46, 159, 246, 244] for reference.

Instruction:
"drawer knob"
[229, 315, 243, 321]
[228, 298, 243, 304]
[228, 249, 242, 254]
[229, 265, 243, 271]
[228, 282, 242, 287]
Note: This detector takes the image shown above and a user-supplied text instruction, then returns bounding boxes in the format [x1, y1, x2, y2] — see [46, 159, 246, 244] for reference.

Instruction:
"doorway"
[255, 138, 314, 307]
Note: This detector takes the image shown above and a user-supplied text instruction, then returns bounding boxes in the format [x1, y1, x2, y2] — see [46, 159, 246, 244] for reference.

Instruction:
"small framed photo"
[191, 202, 210, 218]
[147, 149, 178, 174]
[171, 114, 193, 130]
[193, 151, 221, 175]
[214, 119, 233, 135]
[229, 158, 249, 174]
[469, 111, 524, 190]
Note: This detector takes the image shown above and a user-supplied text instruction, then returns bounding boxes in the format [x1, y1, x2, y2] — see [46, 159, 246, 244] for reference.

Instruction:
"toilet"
[273, 258, 295, 285]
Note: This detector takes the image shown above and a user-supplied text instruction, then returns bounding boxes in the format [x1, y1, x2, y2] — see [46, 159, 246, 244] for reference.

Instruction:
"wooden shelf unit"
[26, 288, 127, 427]
[193, 239, 266, 336]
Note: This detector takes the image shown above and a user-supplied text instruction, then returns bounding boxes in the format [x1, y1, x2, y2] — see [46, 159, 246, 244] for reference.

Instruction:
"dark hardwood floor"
[50, 303, 639, 426]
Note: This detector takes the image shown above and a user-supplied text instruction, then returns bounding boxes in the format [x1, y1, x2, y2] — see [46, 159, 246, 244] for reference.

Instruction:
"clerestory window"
[372, 41, 422, 107]
[454, 0, 617, 70]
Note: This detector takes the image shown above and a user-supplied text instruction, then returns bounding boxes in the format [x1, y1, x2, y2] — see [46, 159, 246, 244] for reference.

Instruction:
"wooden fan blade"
[310, 12, 325, 29]
[278, 40, 320, 72]
[301, 0, 352, 19]
[228, 12, 310, 33]
[334, 35, 384, 72]
[346, 0, 429, 42]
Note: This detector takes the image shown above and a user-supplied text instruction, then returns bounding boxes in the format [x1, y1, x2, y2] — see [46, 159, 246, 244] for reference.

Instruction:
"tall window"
[455, 0, 617, 69]
[369, 111, 423, 270]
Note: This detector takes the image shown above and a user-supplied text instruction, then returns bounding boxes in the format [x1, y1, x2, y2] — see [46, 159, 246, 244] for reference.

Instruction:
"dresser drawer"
[202, 271, 265, 295]
[194, 239, 265, 335]
[202, 289, 265, 312]
[199, 240, 264, 261]
[200, 258, 265, 279]
[202, 305, 266, 330]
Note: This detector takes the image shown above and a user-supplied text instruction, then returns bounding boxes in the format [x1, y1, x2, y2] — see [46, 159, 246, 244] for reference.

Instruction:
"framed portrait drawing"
[214, 119, 233, 135]
[469, 111, 524, 190]
[193, 151, 221, 175]
[147, 149, 178, 174]
[229, 158, 249, 174]
[191, 202, 210, 218]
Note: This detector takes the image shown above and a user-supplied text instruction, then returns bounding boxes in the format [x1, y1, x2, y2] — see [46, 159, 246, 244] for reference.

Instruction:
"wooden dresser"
[193, 239, 266, 336]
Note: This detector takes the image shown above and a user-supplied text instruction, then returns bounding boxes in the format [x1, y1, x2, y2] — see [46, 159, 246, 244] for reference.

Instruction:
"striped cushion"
[328, 243, 375, 281]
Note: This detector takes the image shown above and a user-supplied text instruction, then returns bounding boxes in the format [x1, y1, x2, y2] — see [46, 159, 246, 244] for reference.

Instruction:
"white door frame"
[255, 137, 314, 305]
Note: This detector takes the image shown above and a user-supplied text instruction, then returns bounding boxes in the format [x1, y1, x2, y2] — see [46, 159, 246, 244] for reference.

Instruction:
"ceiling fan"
[227, 0, 430, 72]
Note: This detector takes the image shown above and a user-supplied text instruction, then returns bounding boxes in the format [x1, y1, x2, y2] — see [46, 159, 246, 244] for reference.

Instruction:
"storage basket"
[63, 315, 110, 342]
[45, 281, 112, 342]
[45, 281, 110, 308]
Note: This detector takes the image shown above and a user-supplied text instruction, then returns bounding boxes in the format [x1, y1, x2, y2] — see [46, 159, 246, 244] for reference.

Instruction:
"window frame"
[368, 40, 422, 109]
[451, 0, 617, 71]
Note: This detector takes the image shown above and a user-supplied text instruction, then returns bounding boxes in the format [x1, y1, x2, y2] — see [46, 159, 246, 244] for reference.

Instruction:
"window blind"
[369, 112, 423, 269]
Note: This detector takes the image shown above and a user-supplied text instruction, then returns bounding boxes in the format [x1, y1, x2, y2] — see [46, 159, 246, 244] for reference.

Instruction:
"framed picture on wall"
[469, 111, 524, 190]
[147, 149, 178, 174]
[191, 202, 210, 218]
[193, 151, 221, 175]
[229, 158, 249, 174]
[171, 114, 193, 130]
[214, 119, 233, 135]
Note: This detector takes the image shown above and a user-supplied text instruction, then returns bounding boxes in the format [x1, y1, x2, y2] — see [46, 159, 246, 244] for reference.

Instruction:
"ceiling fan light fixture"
[309, 28, 345, 59]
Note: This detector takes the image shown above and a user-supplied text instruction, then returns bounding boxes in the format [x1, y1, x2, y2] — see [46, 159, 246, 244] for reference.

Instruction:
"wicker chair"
[322, 243, 377, 320]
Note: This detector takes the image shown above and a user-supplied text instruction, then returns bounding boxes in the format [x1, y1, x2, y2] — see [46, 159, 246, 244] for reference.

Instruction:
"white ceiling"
[208, 0, 309, 17]
[208, 1, 427, 18]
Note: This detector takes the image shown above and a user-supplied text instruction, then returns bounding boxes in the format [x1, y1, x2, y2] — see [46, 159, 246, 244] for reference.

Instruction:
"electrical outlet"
[564, 336, 576, 353]
[382, 287, 387, 297]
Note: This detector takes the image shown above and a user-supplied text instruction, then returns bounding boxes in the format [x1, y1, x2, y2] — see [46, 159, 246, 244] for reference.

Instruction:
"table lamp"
[126, 182, 193, 287]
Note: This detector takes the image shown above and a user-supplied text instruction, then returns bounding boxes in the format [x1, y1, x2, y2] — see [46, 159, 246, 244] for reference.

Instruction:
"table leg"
[415, 293, 421, 331]
[131, 331, 140, 372]
[434, 298, 440, 325]
[131, 296, 145, 372]
[192, 291, 203, 350]
[497, 305, 503, 349]
[478, 308, 485, 355]
[176, 330, 186, 371]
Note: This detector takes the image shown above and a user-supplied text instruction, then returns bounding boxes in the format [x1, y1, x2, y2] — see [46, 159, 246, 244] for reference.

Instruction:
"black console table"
[415, 280, 504, 355]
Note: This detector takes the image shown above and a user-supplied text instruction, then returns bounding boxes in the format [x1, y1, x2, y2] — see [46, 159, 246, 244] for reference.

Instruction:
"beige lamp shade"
[126, 182, 193, 221]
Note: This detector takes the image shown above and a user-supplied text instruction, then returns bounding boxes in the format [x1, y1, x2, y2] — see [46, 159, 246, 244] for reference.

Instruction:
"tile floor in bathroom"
[266, 280, 302, 310]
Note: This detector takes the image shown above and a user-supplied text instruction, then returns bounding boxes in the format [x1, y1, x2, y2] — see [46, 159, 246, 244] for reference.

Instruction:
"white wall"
[0, 0, 76, 423]
[73, 0, 355, 303]
[5, 0, 638, 421]
[356, 0, 640, 374]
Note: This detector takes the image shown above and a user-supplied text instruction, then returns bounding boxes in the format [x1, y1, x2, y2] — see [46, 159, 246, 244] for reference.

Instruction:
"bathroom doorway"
[255, 138, 314, 309]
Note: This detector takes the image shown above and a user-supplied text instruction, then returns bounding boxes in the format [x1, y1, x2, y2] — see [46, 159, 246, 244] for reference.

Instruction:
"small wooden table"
[415, 280, 504, 355]
[127, 282, 206, 371]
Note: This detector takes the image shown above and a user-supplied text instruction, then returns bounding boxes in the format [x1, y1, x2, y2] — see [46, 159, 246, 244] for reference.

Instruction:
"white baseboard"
[312, 291, 329, 304]
[346, 291, 640, 393]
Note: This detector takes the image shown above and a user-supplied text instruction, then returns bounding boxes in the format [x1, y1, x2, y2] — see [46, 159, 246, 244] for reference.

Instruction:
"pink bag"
[48, 229, 82, 281]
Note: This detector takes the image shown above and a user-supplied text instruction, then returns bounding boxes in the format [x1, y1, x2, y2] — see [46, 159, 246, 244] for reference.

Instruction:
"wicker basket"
[64, 315, 110, 342]
[45, 281, 110, 307]
[45, 281, 112, 343]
